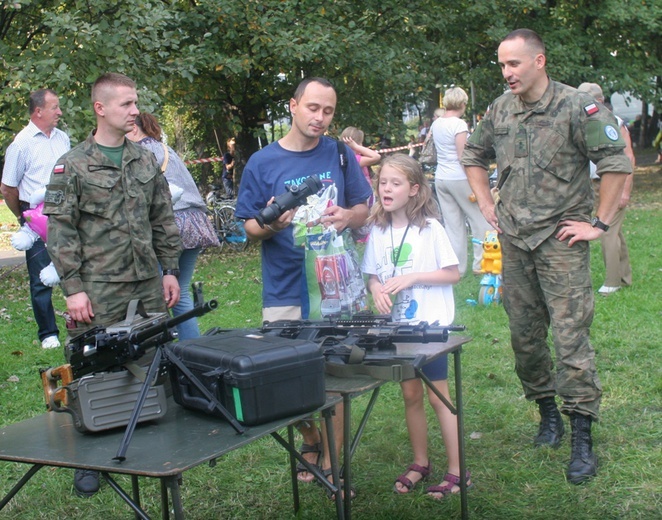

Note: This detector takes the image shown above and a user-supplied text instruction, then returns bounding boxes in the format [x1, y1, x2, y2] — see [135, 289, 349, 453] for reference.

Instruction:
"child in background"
[340, 126, 381, 206]
[361, 154, 471, 499]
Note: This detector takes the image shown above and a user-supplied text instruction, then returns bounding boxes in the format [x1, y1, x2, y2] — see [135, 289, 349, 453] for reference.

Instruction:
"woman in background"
[128, 113, 219, 339]
[431, 87, 491, 276]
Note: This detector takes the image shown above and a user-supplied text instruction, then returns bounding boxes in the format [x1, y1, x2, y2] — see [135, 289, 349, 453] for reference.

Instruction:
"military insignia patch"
[584, 103, 599, 116]
[44, 190, 64, 205]
[53, 164, 65, 174]
[604, 125, 619, 141]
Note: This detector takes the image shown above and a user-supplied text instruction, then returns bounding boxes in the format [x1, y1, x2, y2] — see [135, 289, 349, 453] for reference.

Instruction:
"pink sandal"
[393, 463, 432, 494]
[426, 471, 472, 499]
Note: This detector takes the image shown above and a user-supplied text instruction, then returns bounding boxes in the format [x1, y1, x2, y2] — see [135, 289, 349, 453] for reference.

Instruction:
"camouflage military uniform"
[462, 81, 632, 420]
[43, 133, 181, 344]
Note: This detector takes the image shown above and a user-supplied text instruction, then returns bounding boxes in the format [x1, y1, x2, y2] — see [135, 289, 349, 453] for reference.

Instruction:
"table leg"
[454, 349, 468, 520]
[414, 349, 468, 520]
[165, 474, 185, 520]
[323, 405, 345, 520]
[161, 479, 170, 520]
[348, 387, 381, 461]
[287, 424, 300, 515]
[101, 472, 151, 520]
[343, 394, 352, 520]
[271, 420, 342, 519]
[0, 464, 43, 510]
[131, 474, 141, 520]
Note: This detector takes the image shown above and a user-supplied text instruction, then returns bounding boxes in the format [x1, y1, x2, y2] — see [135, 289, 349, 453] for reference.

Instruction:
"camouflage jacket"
[462, 80, 632, 251]
[43, 132, 181, 296]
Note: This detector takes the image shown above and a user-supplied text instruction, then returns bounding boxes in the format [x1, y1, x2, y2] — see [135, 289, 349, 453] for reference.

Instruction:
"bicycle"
[206, 188, 249, 252]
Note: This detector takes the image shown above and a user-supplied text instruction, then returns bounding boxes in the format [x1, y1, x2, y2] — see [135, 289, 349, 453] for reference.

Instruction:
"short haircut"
[340, 126, 364, 144]
[577, 82, 604, 103]
[293, 77, 335, 102]
[91, 73, 136, 104]
[443, 87, 469, 111]
[502, 28, 546, 55]
[134, 113, 162, 141]
[29, 89, 58, 114]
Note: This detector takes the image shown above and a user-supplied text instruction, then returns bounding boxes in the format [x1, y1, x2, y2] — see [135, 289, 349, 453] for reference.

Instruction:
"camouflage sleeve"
[43, 160, 85, 296]
[577, 95, 633, 177]
[461, 108, 495, 170]
[149, 169, 182, 271]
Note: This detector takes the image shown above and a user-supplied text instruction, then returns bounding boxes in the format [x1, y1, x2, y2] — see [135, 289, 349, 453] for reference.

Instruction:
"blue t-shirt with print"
[235, 136, 372, 309]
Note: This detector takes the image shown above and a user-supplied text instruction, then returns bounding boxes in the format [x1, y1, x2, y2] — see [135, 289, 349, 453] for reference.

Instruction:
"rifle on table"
[261, 314, 465, 350]
[260, 314, 466, 381]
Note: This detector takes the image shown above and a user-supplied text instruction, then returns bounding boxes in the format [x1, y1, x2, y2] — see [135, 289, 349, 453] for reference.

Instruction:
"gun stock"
[40, 364, 74, 410]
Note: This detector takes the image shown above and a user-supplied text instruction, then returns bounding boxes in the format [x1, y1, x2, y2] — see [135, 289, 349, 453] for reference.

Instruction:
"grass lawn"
[0, 159, 660, 519]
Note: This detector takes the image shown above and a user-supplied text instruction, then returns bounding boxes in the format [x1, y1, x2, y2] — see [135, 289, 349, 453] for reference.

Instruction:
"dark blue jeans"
[222, 176, 234, 198]
[26, 238, 59, 341]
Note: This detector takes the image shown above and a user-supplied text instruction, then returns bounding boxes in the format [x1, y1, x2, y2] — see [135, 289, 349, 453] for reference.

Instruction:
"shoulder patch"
[44, 189, 65, 205]
[53, 164, 65, 174]
[584, 103, 599, 116]
[604, 125, 619, 141]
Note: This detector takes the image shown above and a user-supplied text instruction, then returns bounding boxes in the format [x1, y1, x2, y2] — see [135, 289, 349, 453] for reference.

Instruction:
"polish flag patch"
[53, 164, 65, 174]
[584, 103, 599, 116]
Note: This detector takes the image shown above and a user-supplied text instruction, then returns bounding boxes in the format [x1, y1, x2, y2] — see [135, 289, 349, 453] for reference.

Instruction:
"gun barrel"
[130, 299, 218, 344]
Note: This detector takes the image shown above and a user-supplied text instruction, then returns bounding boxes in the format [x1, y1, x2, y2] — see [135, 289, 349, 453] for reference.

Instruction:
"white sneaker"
[41, 336, 61, 349]
[598, 285, 620, 295]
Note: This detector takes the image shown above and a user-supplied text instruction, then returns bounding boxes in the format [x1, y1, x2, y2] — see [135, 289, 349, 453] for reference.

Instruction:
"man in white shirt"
[1, 89, 70, 349]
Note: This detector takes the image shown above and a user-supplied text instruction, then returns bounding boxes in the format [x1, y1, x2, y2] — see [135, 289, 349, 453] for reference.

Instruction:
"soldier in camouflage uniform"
[43, 73, 181, 497]
[461, 29, 632, 485]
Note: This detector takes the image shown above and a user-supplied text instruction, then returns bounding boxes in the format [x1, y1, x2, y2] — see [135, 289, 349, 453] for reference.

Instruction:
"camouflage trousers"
[64, 276, 167, 361]
[501, 234, 602, 420]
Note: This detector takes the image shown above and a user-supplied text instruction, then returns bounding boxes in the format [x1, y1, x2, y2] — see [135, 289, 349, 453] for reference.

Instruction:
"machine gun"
[41, 286, 245, 463]
[67, 298, 218, 379]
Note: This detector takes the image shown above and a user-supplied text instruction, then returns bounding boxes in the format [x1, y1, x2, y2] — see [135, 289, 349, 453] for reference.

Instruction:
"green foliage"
[0, 0, 198, 147]
[1, 0, 660, 170]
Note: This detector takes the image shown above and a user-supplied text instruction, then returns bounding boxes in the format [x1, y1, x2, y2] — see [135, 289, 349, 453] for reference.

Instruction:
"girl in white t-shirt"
[361, 154, 472, 499]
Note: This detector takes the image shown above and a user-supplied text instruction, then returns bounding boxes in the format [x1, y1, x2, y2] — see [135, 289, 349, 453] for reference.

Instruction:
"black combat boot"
[534, 396, 565, 448]
[567, 413, 598, 485]
[74, 468, 100, 497]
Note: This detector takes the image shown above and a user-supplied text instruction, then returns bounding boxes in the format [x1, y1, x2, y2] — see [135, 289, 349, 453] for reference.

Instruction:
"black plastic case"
[167, 330, 326, 425]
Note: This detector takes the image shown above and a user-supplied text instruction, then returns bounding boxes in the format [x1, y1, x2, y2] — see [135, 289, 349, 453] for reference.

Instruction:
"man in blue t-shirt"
[236, 77, 371, 317]
[236, 77, 372, 491]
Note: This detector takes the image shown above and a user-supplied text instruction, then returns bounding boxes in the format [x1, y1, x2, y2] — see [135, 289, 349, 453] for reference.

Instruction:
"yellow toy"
[471, 230, 503, 305]
[479, 230, 502, 274]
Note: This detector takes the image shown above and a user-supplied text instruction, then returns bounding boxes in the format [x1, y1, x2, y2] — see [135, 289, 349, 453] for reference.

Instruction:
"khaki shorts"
[262, 305, 302, 323]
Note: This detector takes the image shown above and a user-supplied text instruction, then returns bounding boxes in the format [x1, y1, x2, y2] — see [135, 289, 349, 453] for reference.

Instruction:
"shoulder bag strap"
[160, 142, 170, 173]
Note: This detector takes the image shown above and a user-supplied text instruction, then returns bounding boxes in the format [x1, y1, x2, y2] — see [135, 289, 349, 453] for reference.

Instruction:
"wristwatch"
[163, 269, 180, 278]
[591, 217, 610, 232]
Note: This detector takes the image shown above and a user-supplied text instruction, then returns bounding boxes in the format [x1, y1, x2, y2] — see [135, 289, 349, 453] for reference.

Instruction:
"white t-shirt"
[361, 218, 458, 325]
[431, 116, 469, 181]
